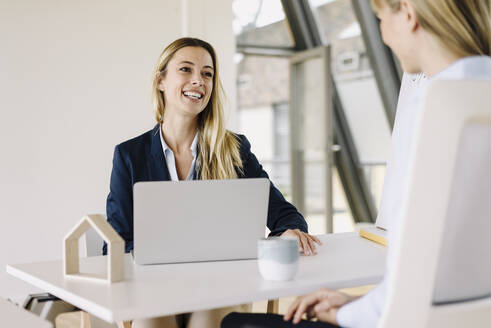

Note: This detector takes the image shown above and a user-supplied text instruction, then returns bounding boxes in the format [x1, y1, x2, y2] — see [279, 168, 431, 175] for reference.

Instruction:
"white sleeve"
[336, 279, 387, 328]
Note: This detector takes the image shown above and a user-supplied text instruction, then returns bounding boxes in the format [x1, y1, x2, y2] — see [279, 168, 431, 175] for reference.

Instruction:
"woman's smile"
[182, 90, 204, 103]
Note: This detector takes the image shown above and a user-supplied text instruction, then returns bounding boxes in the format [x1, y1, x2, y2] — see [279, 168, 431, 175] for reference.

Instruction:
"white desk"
[0, 298, 53, 328]
[7, 232, 386, 323]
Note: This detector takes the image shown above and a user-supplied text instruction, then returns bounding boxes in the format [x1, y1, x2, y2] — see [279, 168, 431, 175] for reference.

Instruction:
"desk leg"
[81, 311, 91, 328]
[266, 299, 279, 314]
[117, 321, 132, 328]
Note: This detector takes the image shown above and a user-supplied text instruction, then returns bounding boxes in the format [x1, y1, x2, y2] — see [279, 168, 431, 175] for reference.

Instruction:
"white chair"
[1, 297, 53, 328]
[379, 80, 491, 327]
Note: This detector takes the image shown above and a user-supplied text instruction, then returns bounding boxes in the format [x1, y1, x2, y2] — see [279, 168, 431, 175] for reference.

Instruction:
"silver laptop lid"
[133, 178, 269, 265]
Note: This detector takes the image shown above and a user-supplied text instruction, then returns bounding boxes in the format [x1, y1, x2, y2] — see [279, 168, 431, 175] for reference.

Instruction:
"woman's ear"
[400, 0, 419, 32]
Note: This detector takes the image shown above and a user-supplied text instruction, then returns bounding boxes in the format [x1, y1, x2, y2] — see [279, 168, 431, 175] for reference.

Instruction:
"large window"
[233, 0, 390, 233]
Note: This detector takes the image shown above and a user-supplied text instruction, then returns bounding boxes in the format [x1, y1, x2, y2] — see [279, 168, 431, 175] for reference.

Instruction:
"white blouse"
[159, 125, 198, 181]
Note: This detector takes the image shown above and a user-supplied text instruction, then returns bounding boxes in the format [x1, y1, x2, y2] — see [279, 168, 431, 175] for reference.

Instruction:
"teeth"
[183, 91, 202, 99]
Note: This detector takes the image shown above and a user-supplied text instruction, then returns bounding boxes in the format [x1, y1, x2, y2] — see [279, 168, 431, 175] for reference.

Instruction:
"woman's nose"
[192, 76, 204, 86]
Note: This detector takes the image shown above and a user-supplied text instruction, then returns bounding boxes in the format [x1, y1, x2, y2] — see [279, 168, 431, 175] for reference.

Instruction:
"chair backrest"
[379, 80, 491, 328]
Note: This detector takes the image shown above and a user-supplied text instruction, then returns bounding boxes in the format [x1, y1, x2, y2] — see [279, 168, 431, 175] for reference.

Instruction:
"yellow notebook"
[359, 226, 387, 246]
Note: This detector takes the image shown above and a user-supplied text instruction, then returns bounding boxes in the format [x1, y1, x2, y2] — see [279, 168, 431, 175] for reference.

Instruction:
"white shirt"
[159, 125, 198, 181]
[337, 56, 491, 328]
[374, 72, 427, 231]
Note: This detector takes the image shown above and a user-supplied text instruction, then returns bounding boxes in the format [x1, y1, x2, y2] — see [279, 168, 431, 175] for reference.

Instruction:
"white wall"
[0, 0, 235, 298]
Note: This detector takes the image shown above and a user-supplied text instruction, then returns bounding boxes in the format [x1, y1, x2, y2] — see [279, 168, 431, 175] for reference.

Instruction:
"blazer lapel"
[149, 124, 171, 181]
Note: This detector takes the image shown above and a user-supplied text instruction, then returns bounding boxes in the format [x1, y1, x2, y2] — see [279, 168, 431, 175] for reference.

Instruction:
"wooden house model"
[63, 214, 124, 283]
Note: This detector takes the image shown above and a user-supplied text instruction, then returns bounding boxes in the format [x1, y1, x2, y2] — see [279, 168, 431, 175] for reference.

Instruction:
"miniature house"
[64, 214, 124, 283]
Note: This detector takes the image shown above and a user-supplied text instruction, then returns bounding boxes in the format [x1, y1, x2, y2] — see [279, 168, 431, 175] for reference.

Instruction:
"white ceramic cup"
[257, 237, 299, 281]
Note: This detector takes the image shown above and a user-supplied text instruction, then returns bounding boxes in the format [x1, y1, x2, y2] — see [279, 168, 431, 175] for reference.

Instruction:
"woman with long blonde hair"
[222, 0, 491, 327]
[105, 37, 320, 328]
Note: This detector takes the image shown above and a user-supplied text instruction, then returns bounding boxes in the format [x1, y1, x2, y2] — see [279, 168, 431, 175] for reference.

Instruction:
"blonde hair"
[371, 0, 491, 57]
[151, 37, 243, 179]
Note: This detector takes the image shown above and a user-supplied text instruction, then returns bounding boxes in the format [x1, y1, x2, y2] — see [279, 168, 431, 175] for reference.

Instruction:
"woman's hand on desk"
[280, 229, 322, 256]
[283, 288, 355, 325]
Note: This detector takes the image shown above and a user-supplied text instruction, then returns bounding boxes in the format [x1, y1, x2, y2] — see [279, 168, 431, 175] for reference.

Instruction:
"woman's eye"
[204, 72, 213, 78]
[179, 67, 191, 72]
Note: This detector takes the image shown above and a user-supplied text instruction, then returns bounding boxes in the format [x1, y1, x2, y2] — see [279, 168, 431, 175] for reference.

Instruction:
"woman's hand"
[283, 288, 355, 325]
[280, 229, 322, 256]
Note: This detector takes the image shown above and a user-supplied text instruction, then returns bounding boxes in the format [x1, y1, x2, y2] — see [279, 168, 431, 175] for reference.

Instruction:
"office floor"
[55, 285, 375, 328]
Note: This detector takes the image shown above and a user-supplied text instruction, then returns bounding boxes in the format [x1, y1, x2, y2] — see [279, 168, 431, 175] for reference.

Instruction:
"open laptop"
[133, 178, 269, 265]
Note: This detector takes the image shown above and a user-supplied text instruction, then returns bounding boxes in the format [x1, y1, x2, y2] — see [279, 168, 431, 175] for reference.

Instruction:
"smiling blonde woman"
[151, 38, 241, 181]
[105, 37, 321, 328]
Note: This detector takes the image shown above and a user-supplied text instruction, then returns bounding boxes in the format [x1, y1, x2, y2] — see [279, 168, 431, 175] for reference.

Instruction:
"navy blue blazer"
[104, 124, 307, 254]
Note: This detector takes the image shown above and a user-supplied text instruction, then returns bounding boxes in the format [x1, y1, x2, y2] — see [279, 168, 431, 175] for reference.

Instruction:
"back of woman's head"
[372, 0, 491, 57]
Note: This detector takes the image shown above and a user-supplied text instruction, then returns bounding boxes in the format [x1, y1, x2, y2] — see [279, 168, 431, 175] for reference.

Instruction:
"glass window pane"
[309, 0, 390, 210]
[233, 0, 294, 47]
[236, 55, 290, 193]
